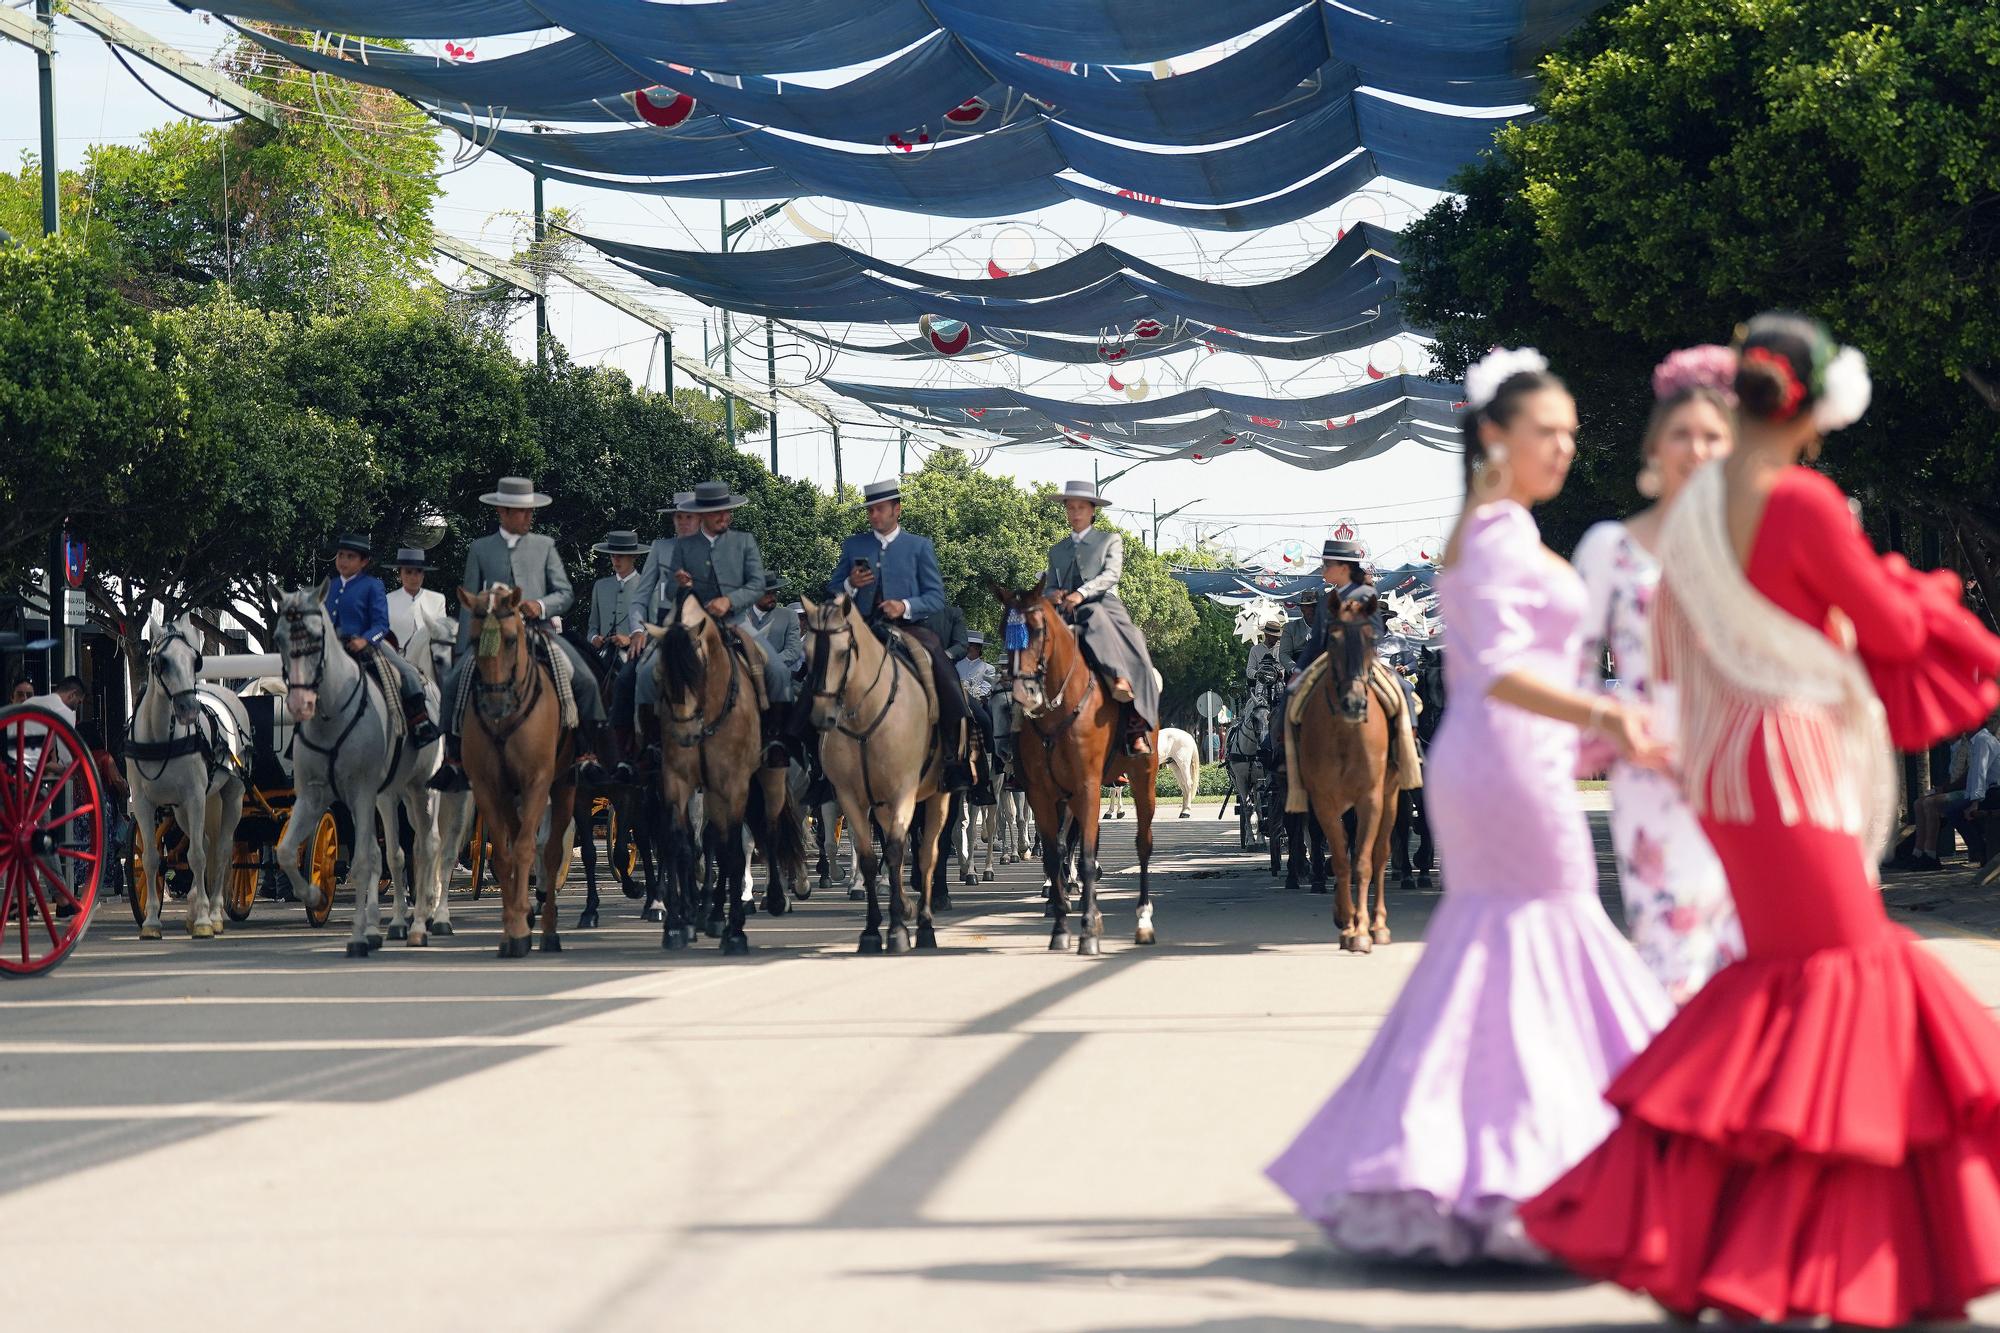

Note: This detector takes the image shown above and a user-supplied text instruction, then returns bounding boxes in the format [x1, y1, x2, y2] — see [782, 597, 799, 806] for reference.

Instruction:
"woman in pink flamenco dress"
[1523, 313, 2000, 1326]
[1266, 351, 1673, 1263]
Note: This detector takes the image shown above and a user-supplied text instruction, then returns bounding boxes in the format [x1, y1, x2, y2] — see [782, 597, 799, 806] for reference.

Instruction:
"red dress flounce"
[1522, 468, 2000, 1327]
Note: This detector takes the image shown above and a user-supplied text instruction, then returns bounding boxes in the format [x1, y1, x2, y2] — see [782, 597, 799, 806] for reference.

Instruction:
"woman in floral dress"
[1572, 347, 1744, 1002]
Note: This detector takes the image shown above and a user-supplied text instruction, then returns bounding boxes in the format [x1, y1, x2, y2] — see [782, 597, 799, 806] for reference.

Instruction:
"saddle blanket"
[1283, 655, 1423, 813]
[363, 651, 408, 743]
[450, 632, 578, 735]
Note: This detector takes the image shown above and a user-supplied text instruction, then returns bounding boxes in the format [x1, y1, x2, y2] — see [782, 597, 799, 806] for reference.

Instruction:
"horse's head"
[147, 614, 205, 726]
[459, 583, 532, 724]
[642, 593, 712, 713]
[991, 577, 1071, 719]
[1327, 589, 1380, 724]
[278, 585, 334, 722]
[798, 594, 864, 733]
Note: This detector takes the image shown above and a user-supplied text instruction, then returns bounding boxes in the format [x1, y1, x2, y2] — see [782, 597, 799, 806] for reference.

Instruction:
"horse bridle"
[1009, 605, 1090, 729]
[807, 610, 917, 810]
[284, 601, 374, 768]
[469, 602, 545, 743]
[147, 626, 204, 708]
[128, 626, 210, 781]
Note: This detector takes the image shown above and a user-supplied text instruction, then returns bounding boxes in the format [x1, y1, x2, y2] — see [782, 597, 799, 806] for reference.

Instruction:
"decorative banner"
[917, 313, 973, 356]
[1233, 597, 1286, 643]
[627, 86, 697, 128]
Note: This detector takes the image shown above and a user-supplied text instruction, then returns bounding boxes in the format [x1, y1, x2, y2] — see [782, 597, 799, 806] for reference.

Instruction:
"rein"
[660, 619, 746, 797]
[471, 618, 547, 747]
[1009, 605, 1098, 806]
[810, 612, 920, 810]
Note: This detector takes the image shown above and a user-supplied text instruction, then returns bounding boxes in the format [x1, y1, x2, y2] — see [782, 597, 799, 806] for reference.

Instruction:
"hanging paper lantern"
[918, 313, 972, 357]
[628, 87, 697, 128]
[988, 226, 1036, 279]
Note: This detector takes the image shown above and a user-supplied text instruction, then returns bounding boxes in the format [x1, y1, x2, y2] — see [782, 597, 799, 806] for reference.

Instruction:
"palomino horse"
[457, 584, 577, 958]
[644, 594, 803, 955]
[994, 578, 1159, 955]
[799, 594, 952, 954]
[276, 586, 444, 956]
[1286, 591, 1403, 953]
[125, 617, 246, 940]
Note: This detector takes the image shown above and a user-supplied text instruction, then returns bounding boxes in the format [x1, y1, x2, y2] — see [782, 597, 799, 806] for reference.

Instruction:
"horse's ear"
[311, 578, 329, 606]
[498, 586, 521, 610]
[799, 596, 818, 616]
[987, 580, 1013, 608]
[1027, 575, 1046, 601]
[457, 587, 477, 610]
[642, 622, 666, 640]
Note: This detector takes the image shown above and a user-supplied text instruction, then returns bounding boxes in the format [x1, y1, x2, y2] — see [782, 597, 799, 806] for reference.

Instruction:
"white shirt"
[24, 692, 76, 725]
[1965, 730, 2000, 803]
[498, 528, 522, 551]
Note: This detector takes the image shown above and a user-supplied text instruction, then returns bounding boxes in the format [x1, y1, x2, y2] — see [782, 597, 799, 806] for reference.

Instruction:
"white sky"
[1, 1, 1468, 570]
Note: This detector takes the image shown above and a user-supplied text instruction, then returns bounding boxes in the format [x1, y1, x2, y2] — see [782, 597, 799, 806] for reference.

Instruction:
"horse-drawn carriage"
[0, 702, 109, 976]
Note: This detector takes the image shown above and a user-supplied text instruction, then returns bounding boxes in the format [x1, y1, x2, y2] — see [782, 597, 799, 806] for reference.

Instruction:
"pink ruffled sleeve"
[1446, 502, 1551, 699]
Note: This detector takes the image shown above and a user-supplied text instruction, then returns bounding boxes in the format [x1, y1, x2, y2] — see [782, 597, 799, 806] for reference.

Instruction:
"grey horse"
[274, 584, 443, 956]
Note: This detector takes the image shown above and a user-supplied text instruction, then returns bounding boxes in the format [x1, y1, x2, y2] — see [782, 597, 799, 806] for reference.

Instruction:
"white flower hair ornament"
[1812, 345, 1871, 434]
[1463, 346, 1550, 413]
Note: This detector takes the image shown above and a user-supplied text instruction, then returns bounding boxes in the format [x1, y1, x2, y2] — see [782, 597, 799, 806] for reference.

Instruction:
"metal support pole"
[831, 421, 844, 496]
[720, 200, 736, 451]
[36, 0, 58, 236]
[1152, 499, 1159, 553]
[765, 319, 779, 473]
[661, 332, 673, 396]
[47, 528, 66, 681]
[899, 429, 908, 475]
[531, 170, 548, 367]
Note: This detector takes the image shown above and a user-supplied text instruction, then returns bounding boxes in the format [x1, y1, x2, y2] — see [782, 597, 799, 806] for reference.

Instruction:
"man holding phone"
[828, 478, 976, 791]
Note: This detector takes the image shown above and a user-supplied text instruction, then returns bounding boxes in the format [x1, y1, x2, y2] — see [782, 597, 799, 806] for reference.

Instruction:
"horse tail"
[748, 776, 807, 887]
[659, 620, 705, 705]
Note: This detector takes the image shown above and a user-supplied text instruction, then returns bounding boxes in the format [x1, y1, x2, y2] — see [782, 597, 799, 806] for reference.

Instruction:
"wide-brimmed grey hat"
[331, 532, 372, 558]
[680, 480, 747, 512]
[592, 529, 646, 556]
[861, 478, 903, 506]
[1056, 479, 1109, 507]
[480, 476, 552, 508]
[384, 546, 433, 571]
[1321, 537, 1367, 563]
[658, 490, 696, 515]
[966, 631, 986, 647]
[760, 573, 784, 594]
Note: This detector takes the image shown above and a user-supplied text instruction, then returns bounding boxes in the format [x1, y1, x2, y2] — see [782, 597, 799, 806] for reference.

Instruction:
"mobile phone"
[853, 557, 871, 573]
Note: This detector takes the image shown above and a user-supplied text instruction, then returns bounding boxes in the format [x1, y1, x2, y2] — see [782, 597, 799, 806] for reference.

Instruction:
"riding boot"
[426, 733, 469, 792]
[403, 689, 440, 746]
[576, 722, 609, 785]
[759, 708, 790, 770]
[1122, 709, 1153, 757]
[609, 724, 638, 785]
[942, 719, 977, 793]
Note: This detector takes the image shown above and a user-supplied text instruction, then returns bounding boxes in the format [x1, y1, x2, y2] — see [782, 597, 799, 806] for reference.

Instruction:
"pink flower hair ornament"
[1651, 344, 1738, 403]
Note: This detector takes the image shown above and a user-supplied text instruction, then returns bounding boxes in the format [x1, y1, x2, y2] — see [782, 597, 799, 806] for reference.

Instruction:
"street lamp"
[1152, 500, 1195, 553]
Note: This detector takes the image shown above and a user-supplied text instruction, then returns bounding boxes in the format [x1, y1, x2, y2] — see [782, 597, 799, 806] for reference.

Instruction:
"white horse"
[1158, 727, 1200, 819]
[126, 617, 246, 940]
[274, 584, 443, 956]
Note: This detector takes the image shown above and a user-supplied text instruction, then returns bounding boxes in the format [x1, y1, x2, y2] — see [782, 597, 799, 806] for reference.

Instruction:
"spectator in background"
[10, 677, 33, 706]
[1907, 709, 2000, 869]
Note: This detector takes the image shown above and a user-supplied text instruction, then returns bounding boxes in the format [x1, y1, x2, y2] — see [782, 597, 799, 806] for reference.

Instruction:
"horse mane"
[659, 619, 706, 706]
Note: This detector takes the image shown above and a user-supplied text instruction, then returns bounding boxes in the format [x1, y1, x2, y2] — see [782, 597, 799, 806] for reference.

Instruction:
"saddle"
[875, 623, 942, 727]
[723, 623, 773, 715]
[449, 627, 579, 734]
[1282, 653, 1423, 813]
[355, 647, 408, 742]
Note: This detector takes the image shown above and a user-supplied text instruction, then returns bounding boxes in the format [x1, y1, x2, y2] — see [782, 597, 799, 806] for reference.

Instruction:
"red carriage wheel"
[0, 706, 107, 977]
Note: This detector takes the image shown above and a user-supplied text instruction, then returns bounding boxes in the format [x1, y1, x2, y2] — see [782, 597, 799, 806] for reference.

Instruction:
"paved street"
[5, 811, 1999, 1332]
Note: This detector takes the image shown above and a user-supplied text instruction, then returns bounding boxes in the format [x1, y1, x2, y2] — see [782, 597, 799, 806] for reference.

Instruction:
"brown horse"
[458, 584, 578, 958]
[995, 579, 1159, 955]
[1287, 592, 1401, 953]
[644, 593, 803, 955]
[799, 594, 952, 954]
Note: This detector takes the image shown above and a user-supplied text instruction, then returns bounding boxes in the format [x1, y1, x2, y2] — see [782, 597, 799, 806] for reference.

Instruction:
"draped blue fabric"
[791, 311, 1419, 364]
[826, 374, 1459, 429]
[189, 0, 1600, 222]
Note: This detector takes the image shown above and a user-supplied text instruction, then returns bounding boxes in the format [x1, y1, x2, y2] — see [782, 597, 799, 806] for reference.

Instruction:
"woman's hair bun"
[1734, 355, 1795, 421]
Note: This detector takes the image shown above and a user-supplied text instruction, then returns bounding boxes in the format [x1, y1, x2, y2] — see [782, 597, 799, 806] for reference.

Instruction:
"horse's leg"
[429, 789, 465, 935]
[1370, 754, 1398, 946]
[1320, 794, 1361, 953]
[539, 781, 576, 952]
[719, 804, 752, 956]
[132, 789, 165, 940]
[180, 791, 212, 939]
[878, 804, 916, 955]
[700, 823, 725, 939]
[345, 791, 384, 957]
[1132, 763, 1159, 947]
[213, 778, 245, 935]
[405, 787, 438, 947]
[577, 791, 602, 929]
[379, 791, 411, 941]
[852, 806, 885, 954]
[1030, 791, 1070, 950]
[914, 793, 949, 950]
[1075, 775, 1107, 957]
[275, 787, 324, 919]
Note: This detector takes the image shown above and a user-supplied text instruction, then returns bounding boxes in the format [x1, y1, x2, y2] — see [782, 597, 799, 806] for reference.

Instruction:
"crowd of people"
[1264, 312, 2000, 1328]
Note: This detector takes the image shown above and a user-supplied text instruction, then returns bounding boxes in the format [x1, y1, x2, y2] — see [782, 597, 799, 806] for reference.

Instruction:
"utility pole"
[899, 428, 908, 475]
[1152, 500, 1194, 553]
[36, 0, 57, 236]
[765, 319, 779, 473]
[531, 169, 548, 367]
[719, 200, 735, 450]
[831, 421, 845, 496]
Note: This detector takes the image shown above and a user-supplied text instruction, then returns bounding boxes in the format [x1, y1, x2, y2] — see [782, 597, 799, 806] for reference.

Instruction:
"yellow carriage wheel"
[466, 814, 489, 898]
[304, 812, 339, 928]
[223, 861, 259, 922]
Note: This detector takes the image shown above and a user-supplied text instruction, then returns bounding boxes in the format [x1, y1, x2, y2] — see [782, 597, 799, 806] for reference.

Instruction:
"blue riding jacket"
[325, 574, 391, 645]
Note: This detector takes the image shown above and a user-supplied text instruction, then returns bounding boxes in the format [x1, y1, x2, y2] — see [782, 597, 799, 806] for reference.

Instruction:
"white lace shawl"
[1652, 462, 1898, 869]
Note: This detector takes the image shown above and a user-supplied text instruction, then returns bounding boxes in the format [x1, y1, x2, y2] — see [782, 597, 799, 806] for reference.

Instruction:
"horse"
[799, 594, 952, 954]
[275, 585, 444, 956]
[1156, 727, 1200, 819]
[1284, 591, 1407, 953]
[124, 616, 246, 940]
[994, 578, 1159, 955]
[454, 583, 576, 958]
[644, 593, 804, 955]
[989, 690, 1034, 866]
[563, 629, 662, 929]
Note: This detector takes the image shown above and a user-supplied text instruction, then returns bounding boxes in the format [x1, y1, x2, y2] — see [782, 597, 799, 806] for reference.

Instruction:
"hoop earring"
[1474, 444, 1512, 500]
[1635, 461, 1663, 500]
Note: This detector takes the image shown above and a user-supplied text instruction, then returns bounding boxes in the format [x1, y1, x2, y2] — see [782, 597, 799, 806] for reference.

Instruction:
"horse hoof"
[139, 923, 163, 941]
[858, 932, 883, 954]
[1078, 935, 1102, 957]
[577, 908, 599, 929]
[1049, 931, 1072, 952]
[932, 892, 953, 912]
[387, 923, 409, 942]
[792, 881, 813, 901]
[497, 936, 531, 959]
[721, 934, 751, 957]
[701, 917, 723, 939]
[916, 925, 938, 949]
[366, 933, 385, 951]
[542, 933, 563, 953]
[960, 873, 976, 886]
[345, 941, 372, 958]
[981, 870, 995, 882]
[887, 927, 913, 955]
[211, 919, 226, 935]
[1135, 926, 1156, 946]
[1371, 927, 1392, 946]
[1179, 811, 1192, 819]
[847, 887, 864, 902]
[430, 920, 454, 937]
[662, 927, 685, 951]
[189, 921, 214, 940]
[641, 904, 664, 923]
[1310, 883, 1328, 896]
[1417, 872, 1433, 889]
[763, 893, 786, 918]
[408, 932, 428, 948]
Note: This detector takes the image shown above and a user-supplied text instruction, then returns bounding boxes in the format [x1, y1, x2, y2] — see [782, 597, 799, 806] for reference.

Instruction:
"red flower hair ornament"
[1742, 346, 1807, 417]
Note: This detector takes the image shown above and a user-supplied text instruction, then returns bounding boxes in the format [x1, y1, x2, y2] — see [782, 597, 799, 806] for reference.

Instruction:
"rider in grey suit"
[1043, 480, 1161, 754]
[748, 574, 805, 689]
[429, 476, 606, 790]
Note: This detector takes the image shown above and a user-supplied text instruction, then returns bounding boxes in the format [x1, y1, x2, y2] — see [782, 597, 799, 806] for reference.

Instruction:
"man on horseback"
[429, 476, 606, 791]
[749, 573, 804, 681]
[325, 534, 440, 746]
[1043, 480, 1159, 757]
[587, 529, 646, 657]
[1247, 612, 1286, 684]
[829, 478, 977, 792]
[607, 493, 696, 776]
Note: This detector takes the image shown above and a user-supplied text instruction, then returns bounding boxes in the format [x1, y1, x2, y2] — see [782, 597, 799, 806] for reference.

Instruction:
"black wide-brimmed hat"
[680, 480, 748, 512]
[861, 478, 903, 506]
[383, 546, 433, 570]
[1322, 537, 1367, 563]
[592, 530, 646, 557]
[480, 475, 552, 508]
[331, 532, 372, 558]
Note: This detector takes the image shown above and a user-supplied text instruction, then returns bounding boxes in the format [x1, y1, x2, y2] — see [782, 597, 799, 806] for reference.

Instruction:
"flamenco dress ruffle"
[1522, 622, 2000, 1327]
[1866, 555, 2000, 748]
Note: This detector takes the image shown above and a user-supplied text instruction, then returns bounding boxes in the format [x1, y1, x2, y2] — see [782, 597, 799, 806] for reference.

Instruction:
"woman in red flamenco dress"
[1521, 312, 2000, 1327]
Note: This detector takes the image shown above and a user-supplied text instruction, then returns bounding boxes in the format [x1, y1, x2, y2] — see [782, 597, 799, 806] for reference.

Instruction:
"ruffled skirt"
[1521, 928, 2000, 1325]
[1265, 888, 1670, 1264]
